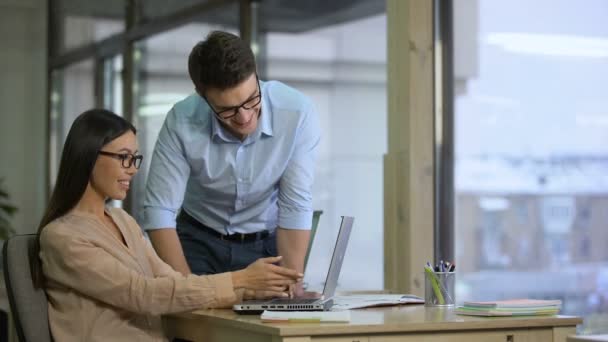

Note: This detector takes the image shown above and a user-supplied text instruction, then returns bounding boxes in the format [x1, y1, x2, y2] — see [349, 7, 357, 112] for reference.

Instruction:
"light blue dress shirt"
[142, 80, 320, 235]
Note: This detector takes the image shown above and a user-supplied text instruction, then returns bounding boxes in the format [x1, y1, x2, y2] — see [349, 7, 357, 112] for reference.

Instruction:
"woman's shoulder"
[39, 215, 89, 251]
[41, 214, 83, 236]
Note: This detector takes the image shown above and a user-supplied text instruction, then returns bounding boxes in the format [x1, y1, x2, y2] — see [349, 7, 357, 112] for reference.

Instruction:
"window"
[130, 14, 388, 292]
[129, 22, 234, 223]
[56, 0, 125, 53]
[49, 0, 388, 296]
[453, 0, 608, 332]
[267, 14, 387, 291]
[49, 59, 95, 186]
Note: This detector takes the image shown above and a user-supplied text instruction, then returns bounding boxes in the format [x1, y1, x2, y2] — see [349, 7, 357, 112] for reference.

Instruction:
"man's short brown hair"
[188, 31, 256, 91]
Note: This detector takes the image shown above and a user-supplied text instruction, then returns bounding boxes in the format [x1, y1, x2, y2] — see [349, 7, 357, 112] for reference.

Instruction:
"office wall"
[0, 0, 47, 234]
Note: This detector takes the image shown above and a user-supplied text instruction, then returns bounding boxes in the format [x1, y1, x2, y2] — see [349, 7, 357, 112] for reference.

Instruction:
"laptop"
[233, 216, 354, 313]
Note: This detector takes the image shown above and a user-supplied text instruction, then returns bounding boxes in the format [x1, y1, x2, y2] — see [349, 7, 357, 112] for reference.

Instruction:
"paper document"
[261, 310, 351, 323]
[331, 294, 424, 311]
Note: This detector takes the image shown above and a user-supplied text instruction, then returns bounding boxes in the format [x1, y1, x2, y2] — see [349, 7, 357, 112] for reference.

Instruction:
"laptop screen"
[320, 216, 354, 299]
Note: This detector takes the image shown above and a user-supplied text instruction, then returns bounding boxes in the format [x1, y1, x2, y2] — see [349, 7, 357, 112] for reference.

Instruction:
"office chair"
[303, 210, 323, 274]
[2, 234, 52, 342]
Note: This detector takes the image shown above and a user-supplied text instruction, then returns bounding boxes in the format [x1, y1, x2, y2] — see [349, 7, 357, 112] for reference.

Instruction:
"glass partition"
[267, 13, 387, 292]
[56, 0, 125, 53]
[49, 59, 95, 186]
[130, 22, 235, 223]
[130, 14, 387, 292]
[48, 0, 387, 294]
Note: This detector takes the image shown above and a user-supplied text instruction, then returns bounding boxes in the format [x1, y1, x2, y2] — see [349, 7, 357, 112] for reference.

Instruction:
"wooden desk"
[568, 335, 608, 342]
[165, 305, 582, 342]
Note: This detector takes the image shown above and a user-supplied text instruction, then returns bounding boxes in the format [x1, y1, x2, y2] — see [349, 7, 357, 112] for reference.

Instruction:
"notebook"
[233, 216, 354, 313]
[463, 299, 562, 308]
[456, 299, 562, 317]
[260, 310, 351, 323]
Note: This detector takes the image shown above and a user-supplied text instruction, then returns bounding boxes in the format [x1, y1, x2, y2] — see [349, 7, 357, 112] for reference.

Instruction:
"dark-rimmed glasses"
[98, 151, 143, 169]
[203, 75, 262, 120]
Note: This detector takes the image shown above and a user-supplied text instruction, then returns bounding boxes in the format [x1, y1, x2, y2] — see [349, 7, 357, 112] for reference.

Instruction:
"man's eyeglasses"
[203, 76, 262, 120]
[98, 151, 143, 169]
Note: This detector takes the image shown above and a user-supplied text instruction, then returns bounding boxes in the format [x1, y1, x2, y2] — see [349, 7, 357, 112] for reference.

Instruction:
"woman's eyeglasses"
[98, 151, 143, 169]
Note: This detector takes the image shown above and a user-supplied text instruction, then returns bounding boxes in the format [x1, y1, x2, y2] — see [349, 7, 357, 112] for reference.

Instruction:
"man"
[142, 31, 319, 295]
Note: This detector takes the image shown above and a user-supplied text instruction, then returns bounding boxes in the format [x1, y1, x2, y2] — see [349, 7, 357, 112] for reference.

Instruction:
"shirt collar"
[258, 81, 273, 138]
[209, 107, 231, 142]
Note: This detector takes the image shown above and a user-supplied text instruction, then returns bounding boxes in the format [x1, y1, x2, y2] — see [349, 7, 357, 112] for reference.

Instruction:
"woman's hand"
[243, 289, 289, 300]
[232, 256, 303, 292]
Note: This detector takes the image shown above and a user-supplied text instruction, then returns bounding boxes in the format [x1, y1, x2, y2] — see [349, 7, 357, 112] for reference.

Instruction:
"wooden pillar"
[384, 0, 435, 296]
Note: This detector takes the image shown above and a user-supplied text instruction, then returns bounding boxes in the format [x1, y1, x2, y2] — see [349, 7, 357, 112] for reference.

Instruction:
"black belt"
[178, 210, 271, 243]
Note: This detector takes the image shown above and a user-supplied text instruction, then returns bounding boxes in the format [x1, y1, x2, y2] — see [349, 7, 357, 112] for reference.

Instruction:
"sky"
[455, 0, 608, 158]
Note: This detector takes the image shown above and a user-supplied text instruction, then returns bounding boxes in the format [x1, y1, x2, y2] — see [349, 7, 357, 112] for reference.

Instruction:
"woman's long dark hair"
[32, 109, 136, 288]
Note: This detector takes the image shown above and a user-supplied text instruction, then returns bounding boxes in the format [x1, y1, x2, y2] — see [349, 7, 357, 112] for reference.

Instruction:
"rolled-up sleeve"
[278, 99, 320, 229]
[142, 108, 190, 230]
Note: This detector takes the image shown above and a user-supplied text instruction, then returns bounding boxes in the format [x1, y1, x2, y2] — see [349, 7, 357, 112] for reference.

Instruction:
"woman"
[32, 109, 301, 341]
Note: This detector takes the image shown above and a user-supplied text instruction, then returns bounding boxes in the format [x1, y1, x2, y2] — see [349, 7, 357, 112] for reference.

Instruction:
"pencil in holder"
[424, 270, 455, 307]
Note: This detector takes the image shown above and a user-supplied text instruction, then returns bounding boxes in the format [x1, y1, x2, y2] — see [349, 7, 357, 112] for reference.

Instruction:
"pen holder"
[424, 271, 455, 307]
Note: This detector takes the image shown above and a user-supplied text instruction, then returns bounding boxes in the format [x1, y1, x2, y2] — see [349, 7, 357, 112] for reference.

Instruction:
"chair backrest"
[303, 210, 323, 273]
[2, 234, 52, 342]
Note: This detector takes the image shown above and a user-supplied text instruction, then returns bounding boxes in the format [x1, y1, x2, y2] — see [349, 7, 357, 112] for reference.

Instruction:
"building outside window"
[453, 0, 608, 332]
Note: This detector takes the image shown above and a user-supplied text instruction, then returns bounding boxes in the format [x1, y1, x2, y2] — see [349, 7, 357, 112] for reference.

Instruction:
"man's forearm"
[148, 229, 191, 275]
[276, 228, 310, 274]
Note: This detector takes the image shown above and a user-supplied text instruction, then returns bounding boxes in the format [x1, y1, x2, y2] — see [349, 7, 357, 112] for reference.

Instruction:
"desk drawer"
[370, 328, 553, 342]
[314, 337, 369, 342]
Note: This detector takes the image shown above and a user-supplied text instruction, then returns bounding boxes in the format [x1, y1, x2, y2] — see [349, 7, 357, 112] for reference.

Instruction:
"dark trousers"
[176, 212, 278, 275]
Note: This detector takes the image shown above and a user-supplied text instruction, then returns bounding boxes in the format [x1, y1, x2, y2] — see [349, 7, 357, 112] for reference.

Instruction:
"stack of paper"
[456, 299, 562, 317]
[260, 310, 351, 323]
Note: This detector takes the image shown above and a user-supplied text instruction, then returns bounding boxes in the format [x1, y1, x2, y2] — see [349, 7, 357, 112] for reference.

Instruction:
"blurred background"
[0, 0, 606, 337]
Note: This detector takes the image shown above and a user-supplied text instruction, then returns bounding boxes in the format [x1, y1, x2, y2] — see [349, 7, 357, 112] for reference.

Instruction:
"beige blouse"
[40, 207, 242, 342]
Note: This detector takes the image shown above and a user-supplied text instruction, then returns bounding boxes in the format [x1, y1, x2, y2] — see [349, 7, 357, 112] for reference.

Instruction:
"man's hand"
[232, 256, 303, 292]
[287, 283, 322, 299]
[243, 289, 289, 300]
[243, 284, 320, 300]
[287, 282, 304, 298]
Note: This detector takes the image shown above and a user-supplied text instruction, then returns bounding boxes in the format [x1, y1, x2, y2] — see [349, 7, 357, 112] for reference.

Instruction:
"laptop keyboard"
[269, 298, 319, 304]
